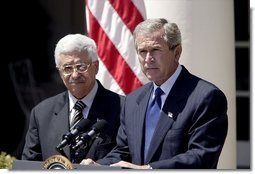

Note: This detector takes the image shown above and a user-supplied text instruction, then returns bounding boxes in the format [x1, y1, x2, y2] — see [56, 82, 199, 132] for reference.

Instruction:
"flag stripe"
[131, 0, 147, 19]
[96, 59, 125, 95]
[108, 0, 144, 32]
[86, 0, 148, 94]
[87, 0, 148, 84]
[87, 7, 143, 94]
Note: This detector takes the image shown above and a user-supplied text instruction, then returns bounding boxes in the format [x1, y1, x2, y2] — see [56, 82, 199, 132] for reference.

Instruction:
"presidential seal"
[42, 155, 73, 169]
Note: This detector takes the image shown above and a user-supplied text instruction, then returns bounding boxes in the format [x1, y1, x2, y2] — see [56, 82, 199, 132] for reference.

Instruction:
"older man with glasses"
[22, 34, 124, 164]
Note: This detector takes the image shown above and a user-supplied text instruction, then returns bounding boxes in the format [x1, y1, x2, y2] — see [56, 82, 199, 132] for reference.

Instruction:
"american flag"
[85, 0, 149, 95]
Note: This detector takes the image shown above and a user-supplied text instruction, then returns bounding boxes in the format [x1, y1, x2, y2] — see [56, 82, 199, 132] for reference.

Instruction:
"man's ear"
[174, 45, 182, 61]
[93, 60, 99, 73]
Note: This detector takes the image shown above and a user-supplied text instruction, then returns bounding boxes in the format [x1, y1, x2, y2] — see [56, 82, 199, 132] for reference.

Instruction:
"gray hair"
[133, 18, 182, 50]
[54, 34, 98, 66]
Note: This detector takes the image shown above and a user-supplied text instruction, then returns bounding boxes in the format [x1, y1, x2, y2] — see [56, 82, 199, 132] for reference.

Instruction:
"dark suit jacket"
[22, 80, 124, 163]
[97, 66, 228, 169]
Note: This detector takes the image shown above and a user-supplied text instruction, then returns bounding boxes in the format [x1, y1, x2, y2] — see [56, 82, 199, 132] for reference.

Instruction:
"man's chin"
[145, 75, 155, 81]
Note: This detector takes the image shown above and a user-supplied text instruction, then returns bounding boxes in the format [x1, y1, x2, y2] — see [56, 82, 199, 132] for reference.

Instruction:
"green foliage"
[0, 152, 16, 169]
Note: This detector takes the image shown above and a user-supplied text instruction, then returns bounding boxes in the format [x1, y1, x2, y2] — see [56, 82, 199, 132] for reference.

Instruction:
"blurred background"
[0, 0, 250, 169]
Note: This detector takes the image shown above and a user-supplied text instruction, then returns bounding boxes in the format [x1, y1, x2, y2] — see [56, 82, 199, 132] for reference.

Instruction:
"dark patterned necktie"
[70, 101, 86, 129]
[144, 87, 164, 160]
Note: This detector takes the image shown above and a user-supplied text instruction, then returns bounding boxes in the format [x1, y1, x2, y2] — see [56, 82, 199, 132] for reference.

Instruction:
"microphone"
[56, 118, 92, 150]
[72, 119, 108, 151]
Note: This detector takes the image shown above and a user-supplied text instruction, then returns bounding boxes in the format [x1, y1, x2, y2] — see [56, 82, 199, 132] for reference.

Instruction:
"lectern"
[11, 156, 121, 170]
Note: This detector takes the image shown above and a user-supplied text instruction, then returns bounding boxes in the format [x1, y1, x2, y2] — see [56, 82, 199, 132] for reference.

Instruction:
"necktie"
[70, 101, 86, 129]
[144, 87, 164, 160]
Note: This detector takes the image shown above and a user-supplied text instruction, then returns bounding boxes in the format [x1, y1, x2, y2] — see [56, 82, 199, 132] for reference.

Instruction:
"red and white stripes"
[86, 0, 148, 95]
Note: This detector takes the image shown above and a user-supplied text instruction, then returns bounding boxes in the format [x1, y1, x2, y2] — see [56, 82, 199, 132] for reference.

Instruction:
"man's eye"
[77, 65, 86, 71]
[63, 66, 72, 72]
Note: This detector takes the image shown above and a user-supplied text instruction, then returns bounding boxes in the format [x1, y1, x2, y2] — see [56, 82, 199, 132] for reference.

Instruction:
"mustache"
[69, 77, 85, 83]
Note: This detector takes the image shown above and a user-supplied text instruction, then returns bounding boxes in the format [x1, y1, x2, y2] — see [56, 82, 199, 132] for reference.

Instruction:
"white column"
[144, 0, 236, 169]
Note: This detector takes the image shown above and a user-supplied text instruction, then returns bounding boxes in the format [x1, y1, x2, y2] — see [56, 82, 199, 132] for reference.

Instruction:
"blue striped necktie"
[144, 87, 164, 160]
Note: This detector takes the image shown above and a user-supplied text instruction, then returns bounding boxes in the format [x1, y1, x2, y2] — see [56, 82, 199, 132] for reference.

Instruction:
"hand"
[80, 158, 100, 166]
[110, 161, 150, 169]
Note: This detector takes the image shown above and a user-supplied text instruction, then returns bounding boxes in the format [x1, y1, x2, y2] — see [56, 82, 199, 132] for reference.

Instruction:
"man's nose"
[145, 52, 154, 62]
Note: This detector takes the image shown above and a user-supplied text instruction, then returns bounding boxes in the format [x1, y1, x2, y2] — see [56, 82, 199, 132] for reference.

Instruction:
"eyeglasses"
[59, 63, 91, 75]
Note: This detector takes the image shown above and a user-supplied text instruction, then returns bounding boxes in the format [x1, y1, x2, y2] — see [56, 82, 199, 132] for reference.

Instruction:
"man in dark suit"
[81, 18, 228, 169]
[22, 34, 124, 163]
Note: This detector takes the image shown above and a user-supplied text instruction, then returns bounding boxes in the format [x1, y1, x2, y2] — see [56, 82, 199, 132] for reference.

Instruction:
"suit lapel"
[87, 81, 106, 123]
[51, 92, 71, 158]
[132, 84, 153, 163]
[145, 99, 179, 163]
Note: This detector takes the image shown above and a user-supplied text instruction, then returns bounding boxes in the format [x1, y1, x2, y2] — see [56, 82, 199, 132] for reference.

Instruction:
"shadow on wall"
[8, 59, 48, 157]
[0, 0, 57, 157]
[7, 58, 66, 159]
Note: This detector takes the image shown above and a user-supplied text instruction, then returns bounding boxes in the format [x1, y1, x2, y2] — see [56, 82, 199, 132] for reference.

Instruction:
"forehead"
[136, 31, 168, 48]
[59, 52, 90, 64]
